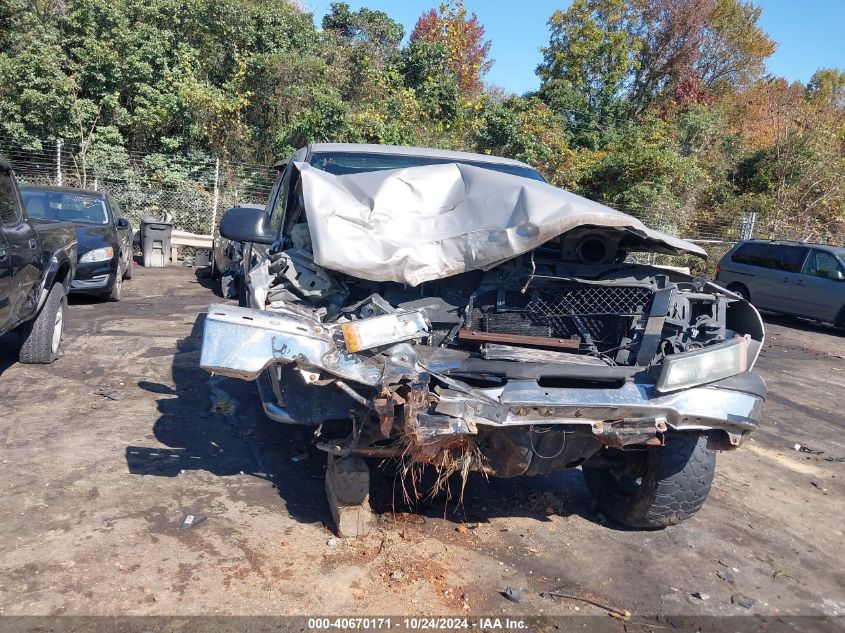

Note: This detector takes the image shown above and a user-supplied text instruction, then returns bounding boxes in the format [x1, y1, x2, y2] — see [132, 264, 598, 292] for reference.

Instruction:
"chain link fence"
[0, 137, 278, 235]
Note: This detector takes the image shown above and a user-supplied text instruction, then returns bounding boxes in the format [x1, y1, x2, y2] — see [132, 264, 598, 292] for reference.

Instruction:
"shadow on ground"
[761, 311, 844, 337]
[366, 460, 611, 530]
[0, 332, 19, 377]
[193, 266, 226, 298]
[124, 313, 329, 525]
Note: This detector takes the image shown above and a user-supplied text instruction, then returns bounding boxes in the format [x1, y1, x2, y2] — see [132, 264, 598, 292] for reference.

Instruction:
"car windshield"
[309, 151, 546, 181]
[22, 190, 110, 225]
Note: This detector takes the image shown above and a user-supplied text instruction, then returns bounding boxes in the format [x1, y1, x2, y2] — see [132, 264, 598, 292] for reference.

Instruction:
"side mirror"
[218, 205, 275, 245]
[828, 269, 844, 281]
[116, 218, 129, 229]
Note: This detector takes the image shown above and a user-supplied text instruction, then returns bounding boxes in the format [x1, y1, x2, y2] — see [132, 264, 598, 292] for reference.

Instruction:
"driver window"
[268, 168, 290, 233]
[108, 196, 123, 221]
[802, 250, 843, 279]
[0, 169, 21, 226]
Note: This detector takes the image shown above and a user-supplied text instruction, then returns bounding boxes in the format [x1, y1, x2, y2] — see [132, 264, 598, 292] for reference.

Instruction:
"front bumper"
[433, 378, 763, 438]
[200, 304, 765, 442]
[71, 259, 118, 292]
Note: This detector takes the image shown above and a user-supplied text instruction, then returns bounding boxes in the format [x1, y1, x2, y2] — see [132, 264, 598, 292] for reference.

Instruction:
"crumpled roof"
[296, 161, 706, 286]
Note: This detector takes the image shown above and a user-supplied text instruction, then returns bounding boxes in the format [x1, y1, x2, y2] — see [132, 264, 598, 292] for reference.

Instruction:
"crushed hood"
[296, 161, 706, 286]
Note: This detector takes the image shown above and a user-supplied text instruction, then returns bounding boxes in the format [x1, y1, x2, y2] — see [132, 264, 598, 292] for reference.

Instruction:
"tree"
[410, 0, 493, 97]
[745, 90, 844, 240]
[537, 0, 775, 133]
[629, 0, 713, 112]
[537, 0, 642, 147]
[320, 2, 405, 107]
[288, 87, 351, 147]
[696, 0, 776, 91]
[579, 115, 705, 219]
[401, 41, 461, 121]
[471, 96, 582, 188]
[807, 68, 845, 109]
[322, 2, 404, 53]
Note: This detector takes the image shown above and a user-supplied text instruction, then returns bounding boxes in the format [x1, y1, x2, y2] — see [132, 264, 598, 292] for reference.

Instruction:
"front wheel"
[582, 434, 715, 529]
[727, 283, 750, 302]
[18, 283, 67, 364]
[835, 306, 845, 332]
[106, 273, 123, 302]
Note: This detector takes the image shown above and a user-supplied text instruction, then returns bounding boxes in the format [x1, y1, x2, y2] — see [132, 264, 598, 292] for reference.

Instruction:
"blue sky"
[305, 0, 845, 95]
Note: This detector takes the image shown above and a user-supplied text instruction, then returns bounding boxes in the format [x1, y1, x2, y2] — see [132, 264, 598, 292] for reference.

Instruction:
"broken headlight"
[340, 310, 429, 352]
[655, 336, 749, 393]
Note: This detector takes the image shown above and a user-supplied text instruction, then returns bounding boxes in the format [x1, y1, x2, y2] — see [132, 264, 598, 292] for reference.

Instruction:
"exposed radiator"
[468, 285, 653, 350]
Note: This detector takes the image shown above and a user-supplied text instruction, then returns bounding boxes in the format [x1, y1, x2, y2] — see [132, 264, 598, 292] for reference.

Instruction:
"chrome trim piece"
[70, 274, 110, 289]
[435, 380, 762, 434]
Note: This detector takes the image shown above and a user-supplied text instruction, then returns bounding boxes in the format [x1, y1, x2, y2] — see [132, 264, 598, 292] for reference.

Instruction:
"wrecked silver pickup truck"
[200, 146, 765, 533]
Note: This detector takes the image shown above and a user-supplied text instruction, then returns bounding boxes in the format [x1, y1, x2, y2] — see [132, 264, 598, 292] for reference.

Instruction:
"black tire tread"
[18, 283, 66, 364]
[583, 434, 715, 529]
[107, 273, 122, 302]
[834, 305, 845, 329]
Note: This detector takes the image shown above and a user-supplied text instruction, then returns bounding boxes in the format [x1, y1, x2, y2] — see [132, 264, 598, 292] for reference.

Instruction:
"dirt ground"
[0, 264, 843, 619]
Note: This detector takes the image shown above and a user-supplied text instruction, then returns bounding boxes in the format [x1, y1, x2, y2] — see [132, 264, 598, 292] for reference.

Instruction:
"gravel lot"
[0, 265, 843, 619]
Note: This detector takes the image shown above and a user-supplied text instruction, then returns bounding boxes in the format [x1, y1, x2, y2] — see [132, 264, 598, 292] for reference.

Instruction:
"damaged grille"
[469, 285, 653, 351]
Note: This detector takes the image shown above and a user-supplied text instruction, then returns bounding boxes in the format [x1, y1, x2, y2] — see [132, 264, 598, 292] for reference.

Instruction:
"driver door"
[0, 167, 40, 326]
[242, 163, 290, 282]
[791, 249, 845, 323]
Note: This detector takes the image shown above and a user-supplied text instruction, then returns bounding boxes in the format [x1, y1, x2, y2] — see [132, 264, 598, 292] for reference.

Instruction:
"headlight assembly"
[655, 336, 749, 393]
[79, 246, 114, 263]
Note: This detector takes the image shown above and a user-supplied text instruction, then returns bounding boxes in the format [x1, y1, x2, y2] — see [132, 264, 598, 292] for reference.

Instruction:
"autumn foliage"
[410, 1, 493, 97]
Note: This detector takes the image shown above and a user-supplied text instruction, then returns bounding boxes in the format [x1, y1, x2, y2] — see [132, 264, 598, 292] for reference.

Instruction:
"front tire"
[106, 273, 122, 302]
[727, 283, 750, 302]
[19, 283, 67, 364]
[583, 434, 715, 529]
[835, 306, 845, 332]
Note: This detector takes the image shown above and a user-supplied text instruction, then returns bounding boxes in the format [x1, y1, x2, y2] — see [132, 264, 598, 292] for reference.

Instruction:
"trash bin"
[140, 213, 173, 267]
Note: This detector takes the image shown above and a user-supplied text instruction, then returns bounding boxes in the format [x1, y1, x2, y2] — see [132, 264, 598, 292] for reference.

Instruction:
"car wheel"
[727, 283, 750, 302]
[107, 273, 123, 302]
[834, 307, 845, 334]
[18, 283, 67, 364]
[582, 434, 715, 529]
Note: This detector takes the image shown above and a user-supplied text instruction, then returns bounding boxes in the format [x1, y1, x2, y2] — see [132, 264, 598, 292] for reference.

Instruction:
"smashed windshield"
[310, 151, 546, 181]
[22, 190, 110, 225]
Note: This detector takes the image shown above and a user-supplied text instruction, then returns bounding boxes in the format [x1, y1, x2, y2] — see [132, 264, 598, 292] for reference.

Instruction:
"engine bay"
[250, 228, 752, 371]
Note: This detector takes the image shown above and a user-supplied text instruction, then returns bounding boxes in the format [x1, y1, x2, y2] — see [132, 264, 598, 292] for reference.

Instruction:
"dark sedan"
[20, 186, 133, 301]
